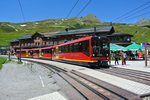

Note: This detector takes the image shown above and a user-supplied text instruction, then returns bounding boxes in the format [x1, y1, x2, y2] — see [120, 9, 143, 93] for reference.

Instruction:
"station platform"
[22, 58, 150, 96]
[110, 60, 150, 73]
[0, 60, 68, 100]
[1, 55, 150, 98]
[28, 92, 67, 100]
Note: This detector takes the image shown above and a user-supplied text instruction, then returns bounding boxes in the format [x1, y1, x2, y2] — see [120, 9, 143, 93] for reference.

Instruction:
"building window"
[28, 43, 30, 46]
[46, 41, 49, 45]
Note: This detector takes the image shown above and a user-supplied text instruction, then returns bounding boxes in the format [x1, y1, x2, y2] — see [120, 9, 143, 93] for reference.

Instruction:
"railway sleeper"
[58, 72, 104, 100]
[66, 72, 125, 100]
[71, 70, 141, 100]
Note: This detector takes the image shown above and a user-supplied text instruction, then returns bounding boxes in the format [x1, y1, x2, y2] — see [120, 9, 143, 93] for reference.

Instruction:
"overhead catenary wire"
[124, 11, 150, 21]
[17, 0, 25, 22]
[112, 1, 150, 22]
[76, 0, 91, 17]
[66, 0, 80, 18]
[117, 5, 150, 22]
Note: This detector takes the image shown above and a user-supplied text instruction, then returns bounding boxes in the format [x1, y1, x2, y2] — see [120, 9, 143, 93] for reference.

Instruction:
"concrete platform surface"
[28, 92, 67, 100]
[22, 58, 150, 95]
[0, 61, 68, 100]
[111, 60, 150, 72]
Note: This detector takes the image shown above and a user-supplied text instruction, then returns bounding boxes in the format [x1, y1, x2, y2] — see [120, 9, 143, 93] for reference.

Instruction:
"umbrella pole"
[145, 46, 147, 67]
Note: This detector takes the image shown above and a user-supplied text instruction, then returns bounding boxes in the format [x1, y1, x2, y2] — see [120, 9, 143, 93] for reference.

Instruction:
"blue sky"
[0, 0, 150, 23]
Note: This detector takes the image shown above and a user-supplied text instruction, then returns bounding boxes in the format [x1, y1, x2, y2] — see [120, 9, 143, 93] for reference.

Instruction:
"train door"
[49, 49, 52, 60]
[52, 48, 56, 60]
[33, 50, 40, 58]
[29, 50, 33, 57]
[55, 47, 59, 59]
[39, 49, 42, 58]
[26, 50, 29, 57]
[52, 47, 59, 60]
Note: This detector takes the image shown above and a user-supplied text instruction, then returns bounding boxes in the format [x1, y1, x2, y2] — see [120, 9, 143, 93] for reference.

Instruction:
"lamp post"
[8, 46, 11, 61]
[145, 46, 147, 67]
[19, 39, 22, 62]
[145, 43, 150, 67]
[6, 40, 11, 61]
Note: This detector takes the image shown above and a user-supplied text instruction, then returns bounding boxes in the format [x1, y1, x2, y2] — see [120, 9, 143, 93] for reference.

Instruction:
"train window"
[60, 46, 64, 53]
[81, 41, 89, 56]
[64, 45, 68, 52]
[58, 47, 61, 53]
[34, 50, 39, 53]
[68, 45, 70, 52]
[21, 51, 26, 54]
[41, 50, 45, 54]
[92, 37, 109, 57]
[47, 49, 52, 53]
[41, 50, 44, 53]
[58, 41, 89, 55]
[28, 50, 33, 55]
[78, 42, 82, 51]
[103, 43, 109, 49]
[52, 48, 56, 55]
[16, 51, 19, 54]
[62, 46, 65, 53]
[69, 44, 73, 52]
[73, 43, 79, 52]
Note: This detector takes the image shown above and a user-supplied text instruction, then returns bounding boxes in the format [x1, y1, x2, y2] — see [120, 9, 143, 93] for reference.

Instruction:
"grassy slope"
[0, 57, 7, 69]
[114, 24, 150, 43]
[0, 15, 149, 46]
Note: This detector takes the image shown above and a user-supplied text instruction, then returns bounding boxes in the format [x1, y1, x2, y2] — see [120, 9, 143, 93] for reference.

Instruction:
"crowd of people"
[111, 51, 144, 65]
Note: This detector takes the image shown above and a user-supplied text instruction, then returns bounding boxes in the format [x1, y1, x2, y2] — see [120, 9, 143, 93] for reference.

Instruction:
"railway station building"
[10, 26, 133, 53]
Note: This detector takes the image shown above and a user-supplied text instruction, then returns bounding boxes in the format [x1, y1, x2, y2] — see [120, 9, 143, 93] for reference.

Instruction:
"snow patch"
[20, 24, 27, 27]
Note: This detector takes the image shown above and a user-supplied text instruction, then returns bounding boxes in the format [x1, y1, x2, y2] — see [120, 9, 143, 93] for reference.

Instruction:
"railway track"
[26, 60, 141, 100]
[98, 67, 150, 86]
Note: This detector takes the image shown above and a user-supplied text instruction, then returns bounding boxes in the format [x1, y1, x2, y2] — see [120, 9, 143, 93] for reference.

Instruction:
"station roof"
[108, 32, 133, 37]
[10, 26, 114, 43]
[10, 39, 19, 42]
[19, 35, 32, 39]
[51, 26, 114, 36]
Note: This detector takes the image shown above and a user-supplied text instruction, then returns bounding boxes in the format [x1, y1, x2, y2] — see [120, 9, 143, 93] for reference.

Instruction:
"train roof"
[16, 49, 31, 51]
[40, 46, 53, 50]
[56, 36, 92, 47]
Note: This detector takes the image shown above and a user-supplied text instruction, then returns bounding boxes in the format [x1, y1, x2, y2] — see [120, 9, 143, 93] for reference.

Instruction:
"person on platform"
[114, 52, 119, 65]
[122, 52, 127, 65]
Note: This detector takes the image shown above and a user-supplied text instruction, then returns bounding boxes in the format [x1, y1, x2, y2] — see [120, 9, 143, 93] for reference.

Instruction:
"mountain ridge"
[0, 14, 150, 46]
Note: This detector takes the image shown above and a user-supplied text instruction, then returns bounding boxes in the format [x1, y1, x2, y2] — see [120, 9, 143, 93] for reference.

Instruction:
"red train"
[16, 36, 110, 68]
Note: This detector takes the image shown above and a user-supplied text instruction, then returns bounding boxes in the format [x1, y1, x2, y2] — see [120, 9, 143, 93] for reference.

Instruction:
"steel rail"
[20, 59, 142, 99]
[71, 70, 141, 100]
[98, 69, 150, 85]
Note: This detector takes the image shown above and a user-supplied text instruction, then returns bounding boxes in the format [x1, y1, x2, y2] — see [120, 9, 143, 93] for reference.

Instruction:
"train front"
[90, 36, 110, 67]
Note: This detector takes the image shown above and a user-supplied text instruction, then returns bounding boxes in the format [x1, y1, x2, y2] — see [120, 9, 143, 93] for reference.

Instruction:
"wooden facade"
[10, 26, 133, 53]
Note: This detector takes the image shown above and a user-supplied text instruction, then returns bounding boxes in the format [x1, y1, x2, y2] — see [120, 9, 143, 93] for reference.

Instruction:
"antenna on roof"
[65, 28, 69, 32]
[93, 27, 96, 36]
[94, 27, 96, 31]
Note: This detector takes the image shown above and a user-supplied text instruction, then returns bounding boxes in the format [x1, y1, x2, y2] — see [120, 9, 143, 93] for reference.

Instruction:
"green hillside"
[136, 18, 150, 27]
[0, 14, 150, 46]
[114, 24, 150, 43]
